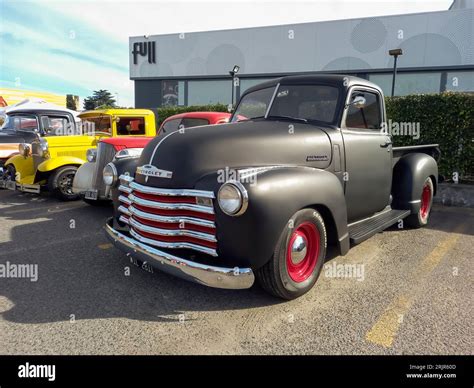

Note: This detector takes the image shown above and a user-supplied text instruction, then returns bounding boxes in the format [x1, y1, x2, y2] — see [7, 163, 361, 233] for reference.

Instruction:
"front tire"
[256, 209, 327, 300]
[405, 177, 434, 228]
[48, 166, 80, 201]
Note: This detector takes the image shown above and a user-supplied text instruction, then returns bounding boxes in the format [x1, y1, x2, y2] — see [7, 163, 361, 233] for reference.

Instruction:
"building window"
[188, 80, 231, 105]
[369, 72, 442, 96]
[445, 71, 474, 92]
[161, 80, 185, 106]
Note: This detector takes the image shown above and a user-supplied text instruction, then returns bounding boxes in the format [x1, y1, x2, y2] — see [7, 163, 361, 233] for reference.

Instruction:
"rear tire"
[405, 177, 434, 228]
[256, 209, 327, 300]
[1, 164, 17, 185]
[48, 166, 80, 201]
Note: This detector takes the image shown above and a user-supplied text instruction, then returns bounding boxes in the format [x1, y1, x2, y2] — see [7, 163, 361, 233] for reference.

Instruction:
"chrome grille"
[92, 142, 117, 195]
[117, 175, 217, 257]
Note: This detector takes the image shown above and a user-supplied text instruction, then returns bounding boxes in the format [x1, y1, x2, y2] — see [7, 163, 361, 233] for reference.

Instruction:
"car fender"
[391, 153, 438, 213]
[37, 156, 85, 173]
[4, 154, 35, 181]
[195, 166, 349, 269]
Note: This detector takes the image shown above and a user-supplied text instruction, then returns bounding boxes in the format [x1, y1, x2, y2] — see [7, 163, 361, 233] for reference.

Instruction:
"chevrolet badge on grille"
[136, 164, 173, 179]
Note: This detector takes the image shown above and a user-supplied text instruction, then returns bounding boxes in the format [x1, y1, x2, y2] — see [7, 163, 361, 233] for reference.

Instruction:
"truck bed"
[392, 144, 440, 166]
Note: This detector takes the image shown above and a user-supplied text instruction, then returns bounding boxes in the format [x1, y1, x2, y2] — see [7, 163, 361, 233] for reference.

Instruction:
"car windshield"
[232, 84, 340, 124]
[80, 116, 112, 136]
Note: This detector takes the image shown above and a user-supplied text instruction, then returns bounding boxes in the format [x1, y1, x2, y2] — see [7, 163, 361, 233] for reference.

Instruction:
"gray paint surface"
[130, 8, 473, 79]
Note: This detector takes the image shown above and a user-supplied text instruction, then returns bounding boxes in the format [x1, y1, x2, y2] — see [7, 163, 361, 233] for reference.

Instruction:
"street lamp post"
[229, 65, 240, 108]
[388, 49, 403, 97]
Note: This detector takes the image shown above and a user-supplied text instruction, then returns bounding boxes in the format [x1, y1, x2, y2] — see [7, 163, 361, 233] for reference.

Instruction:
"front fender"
[195, 166, 349, 270]
[392, 153, 438, 213]
[37, 156, 85, 172]
[5, 154, 35, 181]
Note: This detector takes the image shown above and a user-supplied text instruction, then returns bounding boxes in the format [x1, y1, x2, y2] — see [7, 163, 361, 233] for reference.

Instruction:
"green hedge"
[385, 92, 473, 180]
[156, 104, 229, 126]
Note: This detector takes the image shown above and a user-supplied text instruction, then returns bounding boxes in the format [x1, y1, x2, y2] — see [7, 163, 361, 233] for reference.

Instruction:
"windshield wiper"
[266, 115, 308, 123]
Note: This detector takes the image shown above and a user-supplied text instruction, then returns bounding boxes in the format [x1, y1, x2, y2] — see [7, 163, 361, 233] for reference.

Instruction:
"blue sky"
[0, 0, 131, 106]
[0, 0, 452, 108]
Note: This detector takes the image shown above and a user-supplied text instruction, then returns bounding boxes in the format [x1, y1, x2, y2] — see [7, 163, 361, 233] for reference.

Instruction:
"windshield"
[1, 114, 39, 132]
[232, 84, 340, 124]
[231, 87, 274, 122]
[80, 116, 112, 136]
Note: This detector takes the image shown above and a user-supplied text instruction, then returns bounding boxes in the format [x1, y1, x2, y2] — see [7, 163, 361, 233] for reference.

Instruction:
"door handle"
[380, 140, 392, 148]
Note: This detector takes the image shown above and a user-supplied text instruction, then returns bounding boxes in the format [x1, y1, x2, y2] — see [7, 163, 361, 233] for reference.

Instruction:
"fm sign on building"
[132, 41, 156, 65]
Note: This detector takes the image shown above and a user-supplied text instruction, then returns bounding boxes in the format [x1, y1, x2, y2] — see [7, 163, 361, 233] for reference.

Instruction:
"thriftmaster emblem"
[136, 164, 173, 179]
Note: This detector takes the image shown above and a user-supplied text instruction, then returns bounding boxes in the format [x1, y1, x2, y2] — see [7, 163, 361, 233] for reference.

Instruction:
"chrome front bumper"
[104, 218, 255, 290]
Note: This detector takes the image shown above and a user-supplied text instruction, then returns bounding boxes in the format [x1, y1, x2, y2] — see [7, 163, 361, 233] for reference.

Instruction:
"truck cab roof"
[244, 74, 382, 95]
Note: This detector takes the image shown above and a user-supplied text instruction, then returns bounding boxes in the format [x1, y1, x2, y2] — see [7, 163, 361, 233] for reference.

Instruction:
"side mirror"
[350, 96, 367, 109]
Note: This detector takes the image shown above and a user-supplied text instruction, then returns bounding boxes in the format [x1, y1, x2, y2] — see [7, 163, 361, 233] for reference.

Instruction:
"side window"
[41, 116, 72, 136]
[160, 118, 182, 132]
[345, 91, 381, 130]
[116, 117, 146, 135]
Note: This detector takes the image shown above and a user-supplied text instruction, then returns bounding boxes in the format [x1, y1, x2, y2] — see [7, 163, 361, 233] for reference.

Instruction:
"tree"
[83, 90, 117, 110]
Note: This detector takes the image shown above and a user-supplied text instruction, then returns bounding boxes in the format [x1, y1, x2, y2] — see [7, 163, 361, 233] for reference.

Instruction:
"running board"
[348, 209, 410, 244]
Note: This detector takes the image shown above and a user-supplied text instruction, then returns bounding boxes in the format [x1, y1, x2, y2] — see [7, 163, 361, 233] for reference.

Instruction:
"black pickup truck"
[104, 75, 439, 300]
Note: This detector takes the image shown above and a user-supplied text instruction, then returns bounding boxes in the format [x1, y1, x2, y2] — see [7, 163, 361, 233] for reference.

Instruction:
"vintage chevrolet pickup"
[104, 75, 439, 300]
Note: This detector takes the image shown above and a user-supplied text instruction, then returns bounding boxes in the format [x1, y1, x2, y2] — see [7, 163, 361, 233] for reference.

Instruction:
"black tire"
[405, 177, 434, 228]
[83, 198, 112, 206]
[4, 164, 16, 182]
[48, 166, 80, 201]
[256, 208, 327, 300]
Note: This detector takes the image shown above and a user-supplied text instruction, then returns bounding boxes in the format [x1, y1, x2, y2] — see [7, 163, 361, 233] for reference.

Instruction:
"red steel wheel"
[286, 222, 320, 283]
[420, 181, 432, 221]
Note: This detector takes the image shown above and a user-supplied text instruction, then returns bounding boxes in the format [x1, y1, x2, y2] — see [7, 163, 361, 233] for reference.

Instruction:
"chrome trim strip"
[118, 205, 131, 216]
[128, 204, 215, 228]
[129, 216, 217, 242]
[128, 193, 215, 214]
[105, 218, 253, 289]
[119, 195, 132, 205]
[119, 174, 134, 183]
[129, 228, 217, 257]
[118, 184, 132, 194]
[129, 181, 215, 199]
[119, 215, 130, 225]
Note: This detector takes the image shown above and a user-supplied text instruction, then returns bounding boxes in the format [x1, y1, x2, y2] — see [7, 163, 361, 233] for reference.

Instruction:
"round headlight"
[86, 148, 97, 163]
[18, 143, 31, 157]
[217, 181, 248, 216]
[103, 163, 117, 186]
[39, 138, 49, 157]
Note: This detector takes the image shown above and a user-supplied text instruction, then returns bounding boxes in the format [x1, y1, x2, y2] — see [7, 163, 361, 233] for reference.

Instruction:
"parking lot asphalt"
[0, 189, 472, 355]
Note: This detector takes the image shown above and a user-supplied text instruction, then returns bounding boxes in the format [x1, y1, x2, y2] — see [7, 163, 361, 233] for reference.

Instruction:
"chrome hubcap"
[290, 233, 307, 264]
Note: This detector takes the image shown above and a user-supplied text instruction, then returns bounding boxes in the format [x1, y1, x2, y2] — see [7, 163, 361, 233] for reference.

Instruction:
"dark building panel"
[134, 80, 162, 108]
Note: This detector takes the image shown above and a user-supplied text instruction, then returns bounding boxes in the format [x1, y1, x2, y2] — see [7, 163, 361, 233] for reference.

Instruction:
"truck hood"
[135, 120, 333, 188]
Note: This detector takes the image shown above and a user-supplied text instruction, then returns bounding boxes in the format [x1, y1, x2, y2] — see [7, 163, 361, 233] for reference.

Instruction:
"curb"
[434, 183, 474, 208]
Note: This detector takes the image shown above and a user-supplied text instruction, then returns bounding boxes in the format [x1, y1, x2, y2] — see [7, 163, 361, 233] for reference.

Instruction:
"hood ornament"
[137, 164, 173, 179]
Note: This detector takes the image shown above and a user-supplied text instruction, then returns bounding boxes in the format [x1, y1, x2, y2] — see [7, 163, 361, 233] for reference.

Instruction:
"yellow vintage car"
[1, 109, 156, 200]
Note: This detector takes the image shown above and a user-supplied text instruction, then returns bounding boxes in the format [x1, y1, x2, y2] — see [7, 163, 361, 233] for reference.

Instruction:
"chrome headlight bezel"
[18, 143, 31, 157]
[103, 163, 118, 186]
[217, 180, 248, 216]
[86, 148, 97, 163]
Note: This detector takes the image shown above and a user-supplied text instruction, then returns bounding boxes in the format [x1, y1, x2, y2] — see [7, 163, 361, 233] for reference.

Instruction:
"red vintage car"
[73, 111, 231, 204]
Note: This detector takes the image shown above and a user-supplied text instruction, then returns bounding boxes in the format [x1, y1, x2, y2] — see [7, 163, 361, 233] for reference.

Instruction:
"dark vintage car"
[73, 111, 231, 205]
[103, 75, 439, 300]
[0, 108, 78, 168]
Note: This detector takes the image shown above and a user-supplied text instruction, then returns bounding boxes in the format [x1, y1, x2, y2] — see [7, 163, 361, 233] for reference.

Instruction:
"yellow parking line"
[98, 243, 113, 250]
[365, 222, 467, 348]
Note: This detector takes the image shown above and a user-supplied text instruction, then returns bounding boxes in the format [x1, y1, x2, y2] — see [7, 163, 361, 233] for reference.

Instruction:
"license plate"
[85, 190, 98, 200]
[130, 256, 154, 274]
